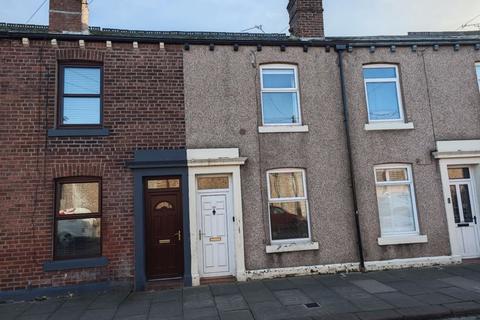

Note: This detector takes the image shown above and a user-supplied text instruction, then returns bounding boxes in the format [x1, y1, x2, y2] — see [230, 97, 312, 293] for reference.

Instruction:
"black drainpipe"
[335, 44, 366, 271]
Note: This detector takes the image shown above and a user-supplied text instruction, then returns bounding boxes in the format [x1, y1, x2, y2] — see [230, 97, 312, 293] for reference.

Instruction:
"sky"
[1, 0, 480, 36]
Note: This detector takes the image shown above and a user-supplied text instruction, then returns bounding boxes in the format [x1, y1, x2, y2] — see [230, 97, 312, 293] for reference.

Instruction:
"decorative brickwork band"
[56, 49, 105, 62]
[53, 162, 106, 178]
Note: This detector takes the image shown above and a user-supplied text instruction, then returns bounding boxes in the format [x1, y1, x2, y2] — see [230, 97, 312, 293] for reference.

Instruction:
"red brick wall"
[287, 0, 325, 38]
[0, 39, 185, 291]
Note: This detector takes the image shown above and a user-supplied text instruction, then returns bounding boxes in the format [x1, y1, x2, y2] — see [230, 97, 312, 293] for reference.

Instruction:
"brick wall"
[0, 39, 185, 291]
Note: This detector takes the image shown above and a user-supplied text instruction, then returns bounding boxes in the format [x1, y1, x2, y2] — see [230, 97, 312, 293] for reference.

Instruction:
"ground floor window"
[55, 177, 102, 260]
[374, 164, 419, 236]
[267, 169, 310, 242]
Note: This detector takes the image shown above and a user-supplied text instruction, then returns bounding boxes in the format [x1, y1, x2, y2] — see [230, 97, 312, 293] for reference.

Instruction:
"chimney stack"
[49, 0, 89, 33]
[287, 0, 325, 38]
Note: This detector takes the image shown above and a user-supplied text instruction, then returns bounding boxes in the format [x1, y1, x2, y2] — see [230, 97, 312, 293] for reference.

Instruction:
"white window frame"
[475, 63, 480, 92]
[266, 168, 311, 244]
[363, 64, 405, 123]
[260, 64, 302, 126]
[374, 164, 420, 237]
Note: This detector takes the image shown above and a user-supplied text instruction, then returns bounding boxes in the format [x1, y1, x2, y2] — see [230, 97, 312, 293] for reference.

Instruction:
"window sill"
[377, 235, 428, 246]
[258, 125, 309, 133]
[364, 122, 414, 131]
[43, 256, 108, 272]
[266, 241, 319, 254]
[48, 128, 110, 137]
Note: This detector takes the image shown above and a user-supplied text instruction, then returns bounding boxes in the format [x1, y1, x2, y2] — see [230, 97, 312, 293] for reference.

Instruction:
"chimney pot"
[287, 0, 324, 38]
[49, 0, 89, 33]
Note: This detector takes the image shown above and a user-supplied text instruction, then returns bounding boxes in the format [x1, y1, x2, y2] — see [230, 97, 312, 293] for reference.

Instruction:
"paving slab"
[374, 292, 425, 308]
[80, 308, 117, 320]
[219, 309, 254, 320]
[355, 309, 403, 320]
[263, 279, 296, 291]
[351, 280, 396, 294]
[442, 277, 480, 292]
[149, 301, 182, 318]
[413, 292, 461, 305]
[387, 280, 432, 295]
[183, 306, 218, 320]
[273, 289, 313, 306]
[209, 284, 239, 297]
[439, 286, 480, 301]
[349, 296, 394, 312]
[396, 305, 452, 319]
[443, 301, 480, 315]
[214, 294, 248, 312]
[250, 301, 291, 320]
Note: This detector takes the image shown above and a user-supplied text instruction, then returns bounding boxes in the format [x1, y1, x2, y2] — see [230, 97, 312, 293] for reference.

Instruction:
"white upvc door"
[198, 191, 235, 277]
[448, 167, 480, 258]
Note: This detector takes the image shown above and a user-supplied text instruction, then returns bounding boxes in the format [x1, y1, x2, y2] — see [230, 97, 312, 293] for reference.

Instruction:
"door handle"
[174, 230, 182, 241]
[199, 230, 202, 240]
[475, 216, 477, 224]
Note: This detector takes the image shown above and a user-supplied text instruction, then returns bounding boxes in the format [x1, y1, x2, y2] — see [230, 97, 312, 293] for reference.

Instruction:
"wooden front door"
[145, 178, 184, 279]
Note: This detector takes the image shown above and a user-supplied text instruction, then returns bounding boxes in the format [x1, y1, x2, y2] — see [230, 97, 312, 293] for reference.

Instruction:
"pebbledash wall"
[184, 42, 480, 276]
[0, 39, 186, 292]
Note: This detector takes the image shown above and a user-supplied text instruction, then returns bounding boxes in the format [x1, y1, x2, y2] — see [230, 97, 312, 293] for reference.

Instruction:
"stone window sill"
[43, 257, 108, 272]
[266, 241, 319, 254]
[48, 128, 110, 137]
[378, 235, 428, 246]
[364, 122, 414, 131]
[258, 125, 309, 134]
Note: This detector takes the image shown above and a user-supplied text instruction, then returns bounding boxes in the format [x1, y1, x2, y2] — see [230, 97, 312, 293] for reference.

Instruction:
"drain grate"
[304, 302, 320, 308]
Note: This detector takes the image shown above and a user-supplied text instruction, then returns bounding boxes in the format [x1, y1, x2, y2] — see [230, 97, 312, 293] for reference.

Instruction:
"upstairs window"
[267, 169, 310, 242]
[55, 177, 102, 260]
[374, 164, 419, 237]
[260, 64, 301, 125]
[363, 65, 404, 122]
[58, 65, 103, 127]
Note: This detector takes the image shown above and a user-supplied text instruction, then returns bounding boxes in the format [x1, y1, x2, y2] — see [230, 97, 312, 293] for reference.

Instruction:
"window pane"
[262, 69, 295, 88]
[55, 218, 101, 259]
[147, 179, 180, 189]
[262, 92, 299, 124]
[269, 171, 305, 199]
[450, 185, 460, 223]
[269, 201, 308, 240]
[58, 182, 99, 215]
[448, 168, 470, 180]
[363, 67, 396, 79]
[63, 97, 101, 125]
[460, 184, 473, 223]
[366, 82, 401, 120]
[64, 67, 101, 95]
[197, 177, 229, 190]
[377, 184, 416, 234]
[376, 168, 408, 182]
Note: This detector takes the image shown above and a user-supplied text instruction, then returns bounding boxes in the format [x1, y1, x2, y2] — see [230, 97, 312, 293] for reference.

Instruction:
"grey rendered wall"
[184, 46, 360, 270]
[341, 46, 480, 261]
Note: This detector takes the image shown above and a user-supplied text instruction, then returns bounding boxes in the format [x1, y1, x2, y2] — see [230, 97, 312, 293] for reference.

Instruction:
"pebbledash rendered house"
[2, 0, 480, 297]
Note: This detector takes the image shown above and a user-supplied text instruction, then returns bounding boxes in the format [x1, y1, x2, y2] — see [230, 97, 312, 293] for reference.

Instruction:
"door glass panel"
[450, 185, 460, 223]
[460, 184, 473, 223]
[155, 201, 173, 210]
[147, 179, 180, 189]
[197, 177, 229, 190]
[448, 168, 470, 180]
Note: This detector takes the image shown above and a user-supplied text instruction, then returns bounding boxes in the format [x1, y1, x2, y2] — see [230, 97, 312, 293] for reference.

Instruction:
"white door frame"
[187, 148, 247, 286]
[439, 157, 480, 258]
[196, 178, 236, 277]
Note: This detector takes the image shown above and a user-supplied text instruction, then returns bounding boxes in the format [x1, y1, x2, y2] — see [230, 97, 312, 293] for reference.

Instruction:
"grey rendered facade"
[184, 34, 480, 276]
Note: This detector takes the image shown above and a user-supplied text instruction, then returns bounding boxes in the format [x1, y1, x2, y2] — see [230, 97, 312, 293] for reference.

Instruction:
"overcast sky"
[1, 0, 480, 36]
